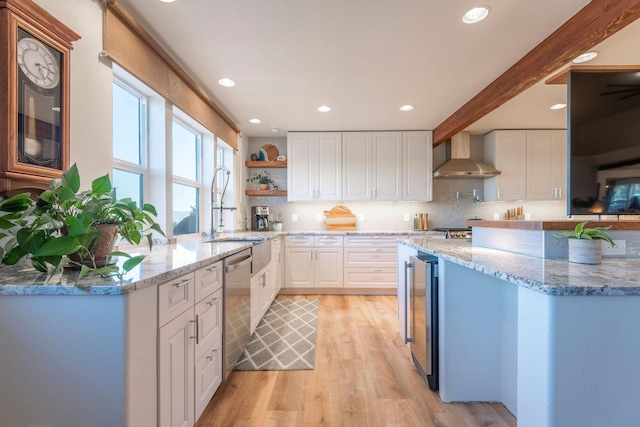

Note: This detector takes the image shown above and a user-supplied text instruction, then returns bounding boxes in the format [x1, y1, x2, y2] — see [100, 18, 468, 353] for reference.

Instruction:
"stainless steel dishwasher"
[223, 248, 252, 378]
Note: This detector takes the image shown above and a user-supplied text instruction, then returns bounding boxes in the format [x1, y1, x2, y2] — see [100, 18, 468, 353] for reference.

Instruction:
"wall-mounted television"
[568, 70, 640, 215]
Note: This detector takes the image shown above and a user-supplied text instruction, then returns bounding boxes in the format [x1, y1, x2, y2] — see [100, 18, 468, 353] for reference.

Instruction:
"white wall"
[35, 0, 113, 186]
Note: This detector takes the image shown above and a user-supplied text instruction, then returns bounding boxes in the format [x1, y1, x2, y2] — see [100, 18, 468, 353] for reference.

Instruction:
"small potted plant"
[555, 220, 615, 264]
[247, 171, 274, 190]
[0, 163, 165, 281]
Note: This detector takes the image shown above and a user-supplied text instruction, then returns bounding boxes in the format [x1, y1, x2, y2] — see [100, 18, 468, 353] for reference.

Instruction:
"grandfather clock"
[0, 0, 80, 196]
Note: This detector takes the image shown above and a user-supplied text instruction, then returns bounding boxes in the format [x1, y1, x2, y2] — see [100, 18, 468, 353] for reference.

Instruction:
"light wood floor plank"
[196, 295, 516, 427]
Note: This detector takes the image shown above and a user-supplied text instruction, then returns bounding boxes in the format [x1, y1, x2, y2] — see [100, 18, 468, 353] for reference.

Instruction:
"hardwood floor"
[196, 295, 516, 427]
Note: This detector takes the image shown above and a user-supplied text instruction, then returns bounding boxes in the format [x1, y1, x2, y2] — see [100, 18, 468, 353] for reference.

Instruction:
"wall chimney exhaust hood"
[433, 132, 501, 178]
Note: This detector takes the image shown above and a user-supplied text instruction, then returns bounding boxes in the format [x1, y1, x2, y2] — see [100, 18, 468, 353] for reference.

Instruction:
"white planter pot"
[568, 239, 602, 264]
[272, 223, 282, 231]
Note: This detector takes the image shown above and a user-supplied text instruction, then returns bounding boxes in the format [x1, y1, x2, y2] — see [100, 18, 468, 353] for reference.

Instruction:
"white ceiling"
[119, 0, 639, 138]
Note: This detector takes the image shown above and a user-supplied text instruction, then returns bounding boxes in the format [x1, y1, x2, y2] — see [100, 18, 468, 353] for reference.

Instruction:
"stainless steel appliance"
[251, 206, 270, 231]
[432, 227, 472, 239]
[405, 252, 439, 390]
[223, 248, 252, 378]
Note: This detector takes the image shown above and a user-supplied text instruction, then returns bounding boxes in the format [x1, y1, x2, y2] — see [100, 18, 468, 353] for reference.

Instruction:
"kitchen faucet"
[210, 166, 236, 238]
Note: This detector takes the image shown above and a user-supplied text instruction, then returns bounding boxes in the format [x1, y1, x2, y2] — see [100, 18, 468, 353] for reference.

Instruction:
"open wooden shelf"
[245, 160, 287, 168]
[245, 189, 287, 196]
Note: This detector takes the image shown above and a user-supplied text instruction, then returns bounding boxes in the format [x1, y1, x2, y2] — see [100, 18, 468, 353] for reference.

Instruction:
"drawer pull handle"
[207, 348, 220, 361]
[173, 278, 190, 287]
[371, 269, 383, 273]
[371, 248, 382, 252]
[207, 266, 219, 272]
[207, 297, 220, 306]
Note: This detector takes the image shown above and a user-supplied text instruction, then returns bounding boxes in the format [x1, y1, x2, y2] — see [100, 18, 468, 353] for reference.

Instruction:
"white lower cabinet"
[250, 266, 271, 333]
[284, 235, 344, 288]
[158, 261, 223, 427]
[343, 235, 400, 289]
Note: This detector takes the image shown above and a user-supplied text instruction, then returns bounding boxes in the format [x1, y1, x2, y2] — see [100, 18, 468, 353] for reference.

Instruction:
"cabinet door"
[287, 133, 315, 201]
[342, 132, 371, 200]
[194, 338, 222, 421]
[526, 130, 561, 200]
[484, 130, 527, 201]
[315, 133, 342, 200]
[402, 131, 433, 201]
[284, 247, 314, 287]
[315, 247, 344, 288]
[372, 132, 402, 200]
[159, 309, 195, 427]
[552, 130, 568, 199]
[195, 288, 223, 361]
[250, 273, 263, 333]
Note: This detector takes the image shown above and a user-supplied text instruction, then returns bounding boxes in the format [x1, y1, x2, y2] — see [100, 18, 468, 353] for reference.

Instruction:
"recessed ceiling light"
[462, 6, 490, 24]
[218, 78, 236, 87]
[550, 103, 567, 110]
[249, 118, 262, 124]
[159, 0, 175, 2]
[270, 128, 279, 133]
[572, 52, 598, 64]
[318, 105, 331, 112]
[400, 105, 414, 111]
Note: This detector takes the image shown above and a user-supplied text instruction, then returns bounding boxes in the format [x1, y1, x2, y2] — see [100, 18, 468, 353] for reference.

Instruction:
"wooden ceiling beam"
[432, 0, 640, 146]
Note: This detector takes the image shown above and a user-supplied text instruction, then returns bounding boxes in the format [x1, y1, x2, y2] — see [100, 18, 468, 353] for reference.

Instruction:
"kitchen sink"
[206, 237, 267, 243]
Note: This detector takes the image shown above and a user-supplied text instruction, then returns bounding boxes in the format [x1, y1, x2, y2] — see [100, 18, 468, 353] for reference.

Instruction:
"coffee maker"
[251, 206, 270, 231]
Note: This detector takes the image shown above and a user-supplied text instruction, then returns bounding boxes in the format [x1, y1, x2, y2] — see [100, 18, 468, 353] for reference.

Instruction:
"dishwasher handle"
[404, 260, 415, 344]
[225, 254, 252, 273]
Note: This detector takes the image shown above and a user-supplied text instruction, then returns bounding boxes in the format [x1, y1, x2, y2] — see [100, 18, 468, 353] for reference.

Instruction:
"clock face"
[17, 37, 60, 89]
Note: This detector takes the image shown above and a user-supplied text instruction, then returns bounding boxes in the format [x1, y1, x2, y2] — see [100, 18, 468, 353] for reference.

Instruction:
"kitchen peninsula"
[399, 237, 640, 427]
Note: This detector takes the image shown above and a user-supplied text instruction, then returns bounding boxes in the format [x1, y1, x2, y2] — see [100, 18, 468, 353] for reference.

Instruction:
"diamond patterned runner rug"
[234, 299, 318, 371]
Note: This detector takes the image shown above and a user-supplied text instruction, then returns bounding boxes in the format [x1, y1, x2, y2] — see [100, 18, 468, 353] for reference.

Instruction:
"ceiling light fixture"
[270, 128, 279, 133]
[550, 103, 567, 110]
[249, 118, 262, 124]
[159, 0, 176, 2]
[462, 6, 490, 24]
[318, 105, 331, 112]
[572, 52, 598, 64]
[218, 77, 236, 87]
[400, 105, 414, 111]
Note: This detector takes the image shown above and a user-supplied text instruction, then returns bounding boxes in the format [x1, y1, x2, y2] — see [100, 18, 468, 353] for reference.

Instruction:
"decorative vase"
[272, 223, 282, 231]
[568, 238, 602, 264]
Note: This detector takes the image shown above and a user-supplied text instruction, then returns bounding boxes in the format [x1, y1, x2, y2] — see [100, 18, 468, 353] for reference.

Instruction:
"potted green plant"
[555, 221, 615, 264]
[0, 163, 165, 281]
[247, 171, 274, 190]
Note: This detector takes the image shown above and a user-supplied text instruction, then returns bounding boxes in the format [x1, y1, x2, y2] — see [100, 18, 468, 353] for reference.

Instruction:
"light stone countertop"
[402, 237, 640, 296]
[0, 230, 442, 296]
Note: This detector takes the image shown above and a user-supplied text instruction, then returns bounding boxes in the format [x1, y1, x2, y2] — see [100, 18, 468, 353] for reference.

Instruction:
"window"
[112, 79, 145, 206]
[112, 65, 236, 240]
[172, 119, 201, 236]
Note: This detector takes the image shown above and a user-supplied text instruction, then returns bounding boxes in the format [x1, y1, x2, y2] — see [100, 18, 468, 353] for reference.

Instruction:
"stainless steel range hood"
[433, 132, 501, 178]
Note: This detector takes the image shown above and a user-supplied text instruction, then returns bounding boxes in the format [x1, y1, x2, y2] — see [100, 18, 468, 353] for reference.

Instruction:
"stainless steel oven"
[405, 252, 439, 390]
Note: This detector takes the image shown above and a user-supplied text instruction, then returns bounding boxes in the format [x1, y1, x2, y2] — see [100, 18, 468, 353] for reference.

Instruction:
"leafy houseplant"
[247, 171, 274, 190]
[0, 164, 165, 281]
[555, 221, 615, 264]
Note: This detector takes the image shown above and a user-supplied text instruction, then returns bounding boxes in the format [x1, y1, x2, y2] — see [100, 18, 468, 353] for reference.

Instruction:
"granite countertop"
[402, 237, 640, 296]
[0, 229, 443, 296]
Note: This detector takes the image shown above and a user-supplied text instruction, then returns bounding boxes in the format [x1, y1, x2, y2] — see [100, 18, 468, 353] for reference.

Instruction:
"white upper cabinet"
[342, 132, 402, 200]
[402, 131, 433, 201]
[287, 132, 341, 201]
[484, 129, 567, 201]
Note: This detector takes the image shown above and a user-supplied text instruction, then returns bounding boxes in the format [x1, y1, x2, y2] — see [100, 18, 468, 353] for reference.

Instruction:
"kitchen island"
[400, 237, 640, 427]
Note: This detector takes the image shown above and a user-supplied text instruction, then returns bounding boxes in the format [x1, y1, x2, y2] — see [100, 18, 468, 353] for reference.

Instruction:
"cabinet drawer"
[344, 267, 397, 288]
[314, 235, 343, 246]
[285, 235, 314, 247]
[159, 273, 195, 327]
[194, 261, 223, 303]
[344, 235, 400, 247]
[195, 288, 223, 361]
[344, 247, 397, 267]
[195, 337, 223, 420]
